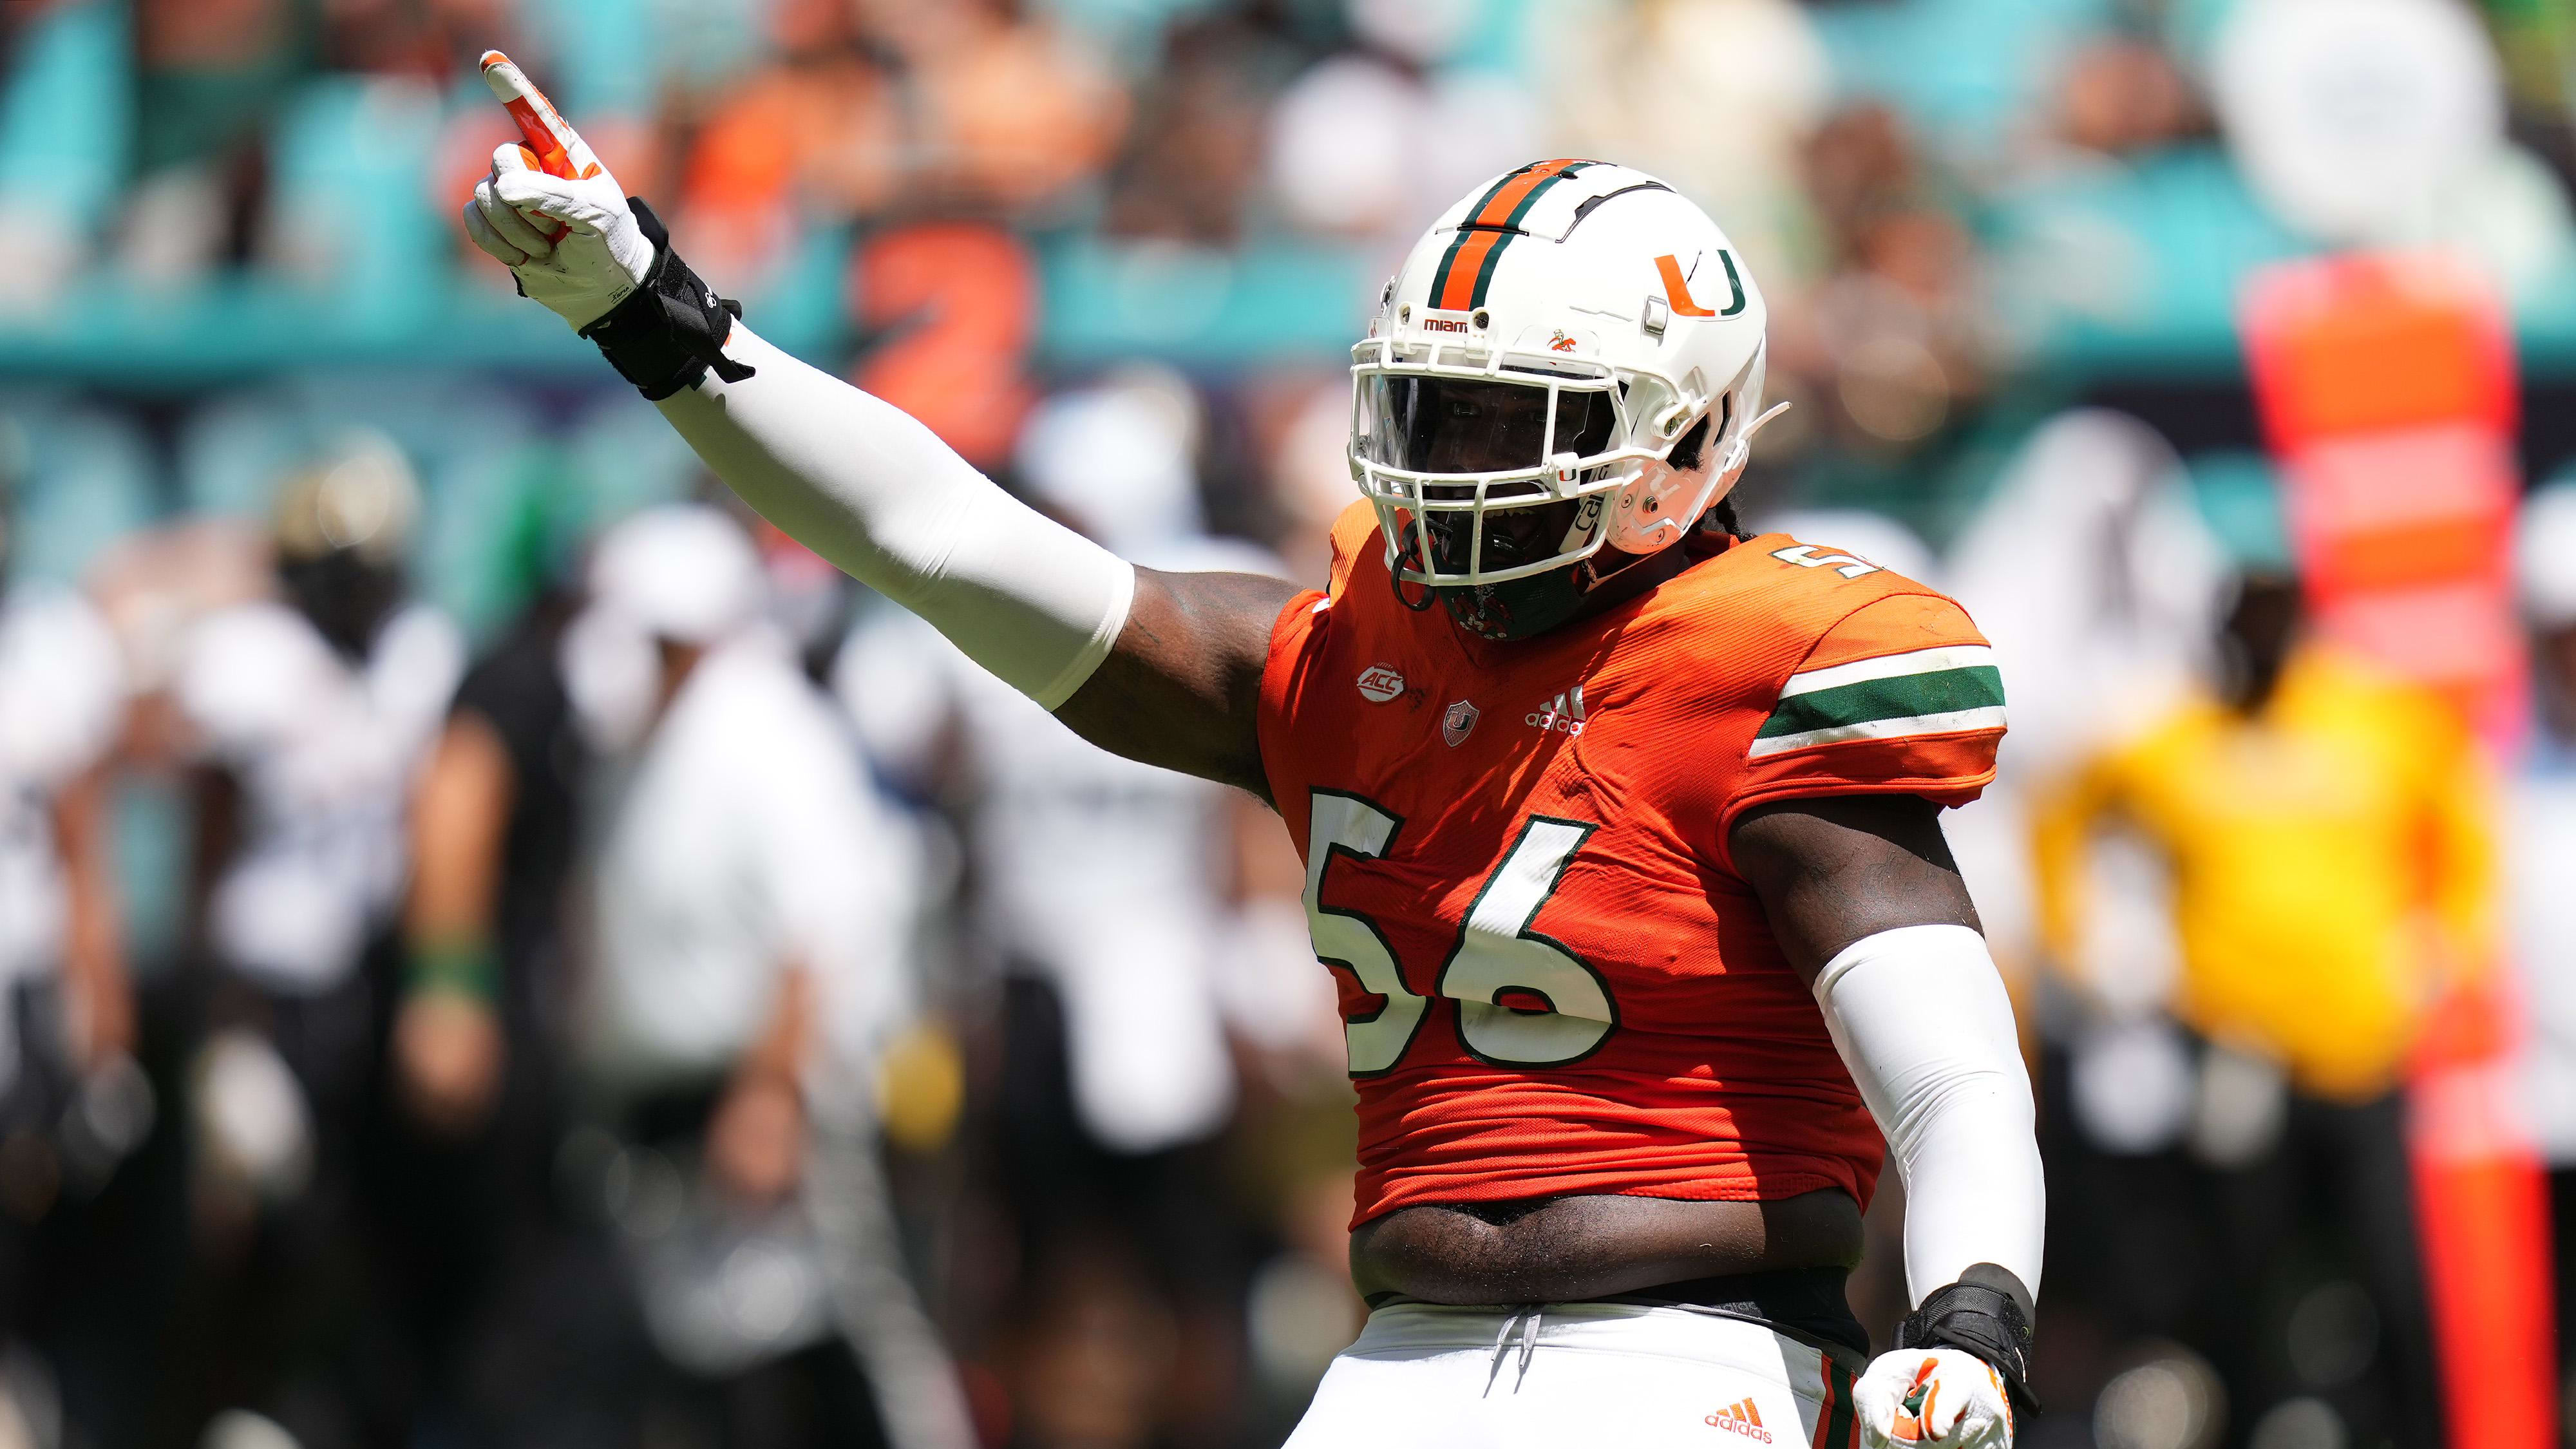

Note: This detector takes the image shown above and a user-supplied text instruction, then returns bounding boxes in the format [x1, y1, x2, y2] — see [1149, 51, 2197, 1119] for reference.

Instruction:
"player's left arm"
[1732, 793, 2041, 1447]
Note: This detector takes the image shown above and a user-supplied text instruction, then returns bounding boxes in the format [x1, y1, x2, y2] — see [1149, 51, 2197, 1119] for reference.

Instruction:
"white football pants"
[1283, 1300, 1862, 1449]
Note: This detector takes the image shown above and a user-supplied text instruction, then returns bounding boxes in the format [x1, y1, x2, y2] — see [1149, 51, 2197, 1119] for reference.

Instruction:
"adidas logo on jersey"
[1704, 1398, 1772, 1442]
[1526, 685, 1587, 735]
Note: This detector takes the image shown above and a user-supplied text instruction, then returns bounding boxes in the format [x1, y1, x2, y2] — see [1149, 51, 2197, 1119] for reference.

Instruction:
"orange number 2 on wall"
[847, 223, 1038, 472]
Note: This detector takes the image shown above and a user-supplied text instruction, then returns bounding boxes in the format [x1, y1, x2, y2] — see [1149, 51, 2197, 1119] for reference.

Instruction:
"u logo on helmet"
[1655, 252, 1748, 319]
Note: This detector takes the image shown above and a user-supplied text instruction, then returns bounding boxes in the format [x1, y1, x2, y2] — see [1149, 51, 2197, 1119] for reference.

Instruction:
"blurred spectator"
[866, 0, 1126, 215]
[0, 462, 137, 1443]
[1101, 10, 1306, 245]
[672, 0, 904, 289]
[1263, 0, 1534, 251]
[180, 437, 461, 1003]
[0, 478, 134, 1145]
[2211, 0, 2576, 290]
[837, 376, 1280, 1155]
[1943, 412, 2226, 976]
[122, 0, 300, 287]
[1781, 103, 2000, 459]
[565, 504, 972, 1449]
[2047, 35, 2201, 165]
[1246, 374, 1367, 589]
[393, 616, 549, 1143]
[2509, 480, 2576, 1424]
[1539, 0, 1829, 285]
[1950, 415, 2222, 782]
[2031, 465, 2485, 1449]
[835, 375, 1327, 1449]
[677, 0, 1123, 288]
[166, 433, 466, 1446]
[1941, 424, 2228, 1435]
[845, 223, 1041, 472]
[377, 545, 592, 1443]
[321, 0, 524, 80]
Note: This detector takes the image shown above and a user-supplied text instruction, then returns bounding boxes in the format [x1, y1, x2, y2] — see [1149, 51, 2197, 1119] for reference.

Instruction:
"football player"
[464, 66, 2043, 1449]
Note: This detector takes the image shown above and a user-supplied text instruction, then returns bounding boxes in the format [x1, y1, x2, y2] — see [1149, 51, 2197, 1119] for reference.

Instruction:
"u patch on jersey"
[1443, 699, 1480, 746]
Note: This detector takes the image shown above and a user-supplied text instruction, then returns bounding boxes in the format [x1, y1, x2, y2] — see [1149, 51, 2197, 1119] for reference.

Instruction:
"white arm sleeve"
[1813, 923, 2045, 1306]
[658, 325, 1136, 710]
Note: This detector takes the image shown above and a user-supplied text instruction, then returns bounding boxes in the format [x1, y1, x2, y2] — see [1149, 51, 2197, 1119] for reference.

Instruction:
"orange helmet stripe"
[1472, 157, 1586, 227]
[1426, 158, 1600, 313]
[1435, 227, 1507, 310]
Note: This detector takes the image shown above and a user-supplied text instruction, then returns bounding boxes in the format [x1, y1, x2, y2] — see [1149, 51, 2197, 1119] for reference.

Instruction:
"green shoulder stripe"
[1748, 644, 2005, 759]
[1758, 664, 2005, 741]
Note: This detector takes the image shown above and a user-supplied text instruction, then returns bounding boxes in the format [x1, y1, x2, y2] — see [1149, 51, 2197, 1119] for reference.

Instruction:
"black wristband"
[1893, 1265, 2041, 1417]
[577, 197, 756, 401]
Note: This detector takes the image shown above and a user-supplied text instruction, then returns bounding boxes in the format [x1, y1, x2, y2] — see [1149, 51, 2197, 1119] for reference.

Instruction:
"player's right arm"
[460, 58, 1293, 794]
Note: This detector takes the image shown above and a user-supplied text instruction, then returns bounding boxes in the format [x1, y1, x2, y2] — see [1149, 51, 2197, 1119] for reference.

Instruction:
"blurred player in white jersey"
[835, 379, 1328, 1441]
[167, 435, 466, 1443]
[0, 475, 135, 1448]
[837, 378, 1299, 1159]
[0, 540, 131, 1132]
[567, 503, 974, 1449]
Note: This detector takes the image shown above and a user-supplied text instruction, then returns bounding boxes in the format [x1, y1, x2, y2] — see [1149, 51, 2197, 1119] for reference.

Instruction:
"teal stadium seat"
[1810, 0, 2117, 161]
[4, 400, 155, 585]
[265, 77, 448, 330]
[0, 0, 130, 255]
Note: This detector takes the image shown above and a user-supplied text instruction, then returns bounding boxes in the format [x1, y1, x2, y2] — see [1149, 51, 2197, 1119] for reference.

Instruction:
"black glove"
[577, 198, 757, 401]
[1893, 1264, 2041, 1419]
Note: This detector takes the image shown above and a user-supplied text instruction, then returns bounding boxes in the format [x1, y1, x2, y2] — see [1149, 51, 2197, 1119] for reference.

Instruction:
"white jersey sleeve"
[0, 584, 125, 788]
[831, 609, 960, 784]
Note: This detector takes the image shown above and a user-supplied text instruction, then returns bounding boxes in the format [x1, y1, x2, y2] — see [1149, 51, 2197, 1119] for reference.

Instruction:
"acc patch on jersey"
[1357, 664, 1406, 703]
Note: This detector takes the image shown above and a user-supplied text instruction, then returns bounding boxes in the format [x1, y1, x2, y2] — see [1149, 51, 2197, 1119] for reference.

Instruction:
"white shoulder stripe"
[1779, 643, 1995, 699]
[1746, 705, 2009, 759]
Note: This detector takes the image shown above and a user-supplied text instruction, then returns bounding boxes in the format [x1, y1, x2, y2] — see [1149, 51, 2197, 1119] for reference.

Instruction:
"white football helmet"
[1349, 159, 1783, 637]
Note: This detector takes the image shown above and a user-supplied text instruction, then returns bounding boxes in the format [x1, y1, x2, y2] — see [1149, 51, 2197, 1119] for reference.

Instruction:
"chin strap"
[1387, 523, 1439, 612]
[1893, 1265, 2041, 1419]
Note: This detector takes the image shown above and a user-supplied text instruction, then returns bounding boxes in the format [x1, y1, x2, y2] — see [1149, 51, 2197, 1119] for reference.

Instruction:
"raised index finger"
[478, 51, 602, 182]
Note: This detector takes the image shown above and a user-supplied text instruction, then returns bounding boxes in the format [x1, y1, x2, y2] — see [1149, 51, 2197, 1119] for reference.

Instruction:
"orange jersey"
[1262, 504, 2005, 1226]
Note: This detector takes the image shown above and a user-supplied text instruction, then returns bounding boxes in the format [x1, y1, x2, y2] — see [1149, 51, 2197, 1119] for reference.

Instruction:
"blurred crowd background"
[2, 1, 2576, 1448]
